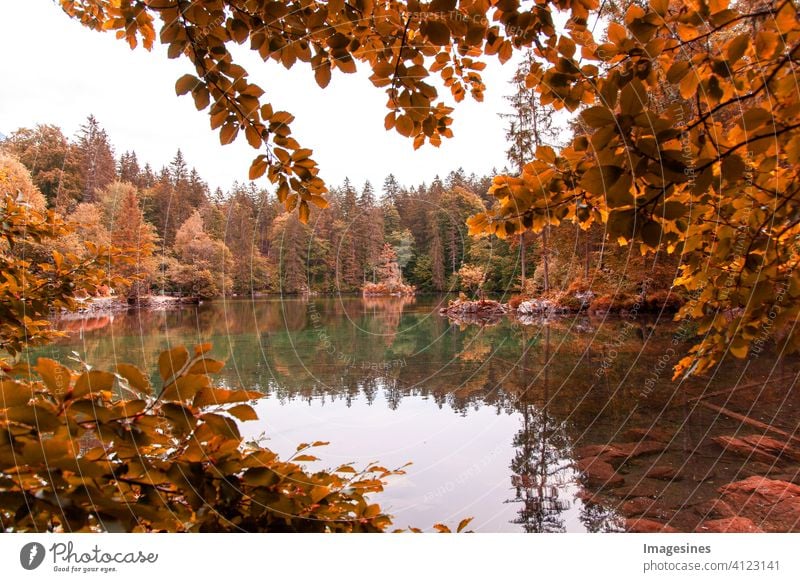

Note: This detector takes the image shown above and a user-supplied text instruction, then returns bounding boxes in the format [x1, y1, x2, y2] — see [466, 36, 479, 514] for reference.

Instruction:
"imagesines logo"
[19, 542, 46, 570]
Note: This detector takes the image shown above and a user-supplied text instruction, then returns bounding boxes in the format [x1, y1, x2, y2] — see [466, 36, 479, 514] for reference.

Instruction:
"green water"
[32, 295, 799, 532]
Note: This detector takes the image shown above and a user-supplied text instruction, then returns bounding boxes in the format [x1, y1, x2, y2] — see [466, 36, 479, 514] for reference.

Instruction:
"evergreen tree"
[76, 115, 116, 202]
[429, 225, 445, 291]
[382, 173, 401, 205]
[500, 51, 560, 292]
[118, 150, 141, 185]
[358, 181, 383, 282]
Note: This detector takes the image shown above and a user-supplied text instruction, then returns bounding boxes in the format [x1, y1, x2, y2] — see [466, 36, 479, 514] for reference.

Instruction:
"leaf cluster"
[0, 343, 403, 532]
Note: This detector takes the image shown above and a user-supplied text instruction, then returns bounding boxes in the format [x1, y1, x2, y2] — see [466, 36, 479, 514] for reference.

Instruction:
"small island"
[362, 243, 415, 297]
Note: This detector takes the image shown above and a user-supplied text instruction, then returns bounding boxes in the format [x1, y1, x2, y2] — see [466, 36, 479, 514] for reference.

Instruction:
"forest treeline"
[0, 115, 676, 304]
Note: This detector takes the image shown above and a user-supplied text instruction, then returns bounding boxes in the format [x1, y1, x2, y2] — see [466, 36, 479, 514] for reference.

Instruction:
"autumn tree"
[100, 182, 158, 297]
[364, 243, 414, 295]
[61, 202, 112, 259]
[457, 263, 487, 296]
[0, 191, 127, 355]
[222, 184, 270, 293]
[168, 210, 232, 298]
[0, 153, 47, 211]
[1, 124, 83, 209]
[357, 181, 384, 282]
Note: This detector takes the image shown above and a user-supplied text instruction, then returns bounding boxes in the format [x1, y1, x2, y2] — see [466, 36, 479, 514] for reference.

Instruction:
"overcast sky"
[0, 0, 530, 194]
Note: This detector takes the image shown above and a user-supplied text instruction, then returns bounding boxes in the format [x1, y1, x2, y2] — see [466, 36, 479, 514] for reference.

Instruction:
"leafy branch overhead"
[57, 0, 582, 220]
[467, 0, 800, 377]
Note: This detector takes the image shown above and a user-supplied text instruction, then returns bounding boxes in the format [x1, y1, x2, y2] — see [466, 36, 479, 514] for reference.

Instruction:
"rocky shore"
[60, 295, 198, 318]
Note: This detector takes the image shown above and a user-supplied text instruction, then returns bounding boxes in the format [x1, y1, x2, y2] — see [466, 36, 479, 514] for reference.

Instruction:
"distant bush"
[508, 294, 524, 309]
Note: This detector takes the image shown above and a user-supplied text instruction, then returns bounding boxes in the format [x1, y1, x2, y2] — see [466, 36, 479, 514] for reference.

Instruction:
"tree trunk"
[541, 227, 550, 293]
[584, 230, 590, 280]
[520, 233, 526, 291]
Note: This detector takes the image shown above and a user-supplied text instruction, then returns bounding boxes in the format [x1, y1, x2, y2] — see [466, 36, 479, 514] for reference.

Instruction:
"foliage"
[364, 244, 415, 295]
[101, 182, 159, 297]
[55, 0, 529, 220]
[456, 263, 486, 295]
[464, 0, 800, 377]
[0, 153, 47, 211]
[0, 125, 83, 209]
[170, 210, 232, 298]
[0, 344, 404, 532]
[62, 202, 113, 259]
[0, 192, 128, 356]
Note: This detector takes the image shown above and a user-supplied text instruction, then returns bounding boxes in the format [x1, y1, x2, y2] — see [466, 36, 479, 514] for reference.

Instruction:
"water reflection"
[33, 296, 800, 532]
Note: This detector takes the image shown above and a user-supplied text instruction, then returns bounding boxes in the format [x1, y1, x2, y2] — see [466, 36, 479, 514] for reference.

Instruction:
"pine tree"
[169, 149, 188, 185]
[268, 213, 309, 294]
[340, 177, 358, 220]
[118, 151, 141, 185]
[140, 163, 156, 188]
[500, 51, 560, 293]
[76, 115, 116, 202]
[382, 174, 401, 205]
[224, 185, 270, 293]
[358, 181, 383, 282]
[430, 224, 445, 291]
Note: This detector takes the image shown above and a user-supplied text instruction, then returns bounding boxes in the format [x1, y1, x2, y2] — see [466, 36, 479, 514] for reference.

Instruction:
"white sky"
[0, 0, 526, 194]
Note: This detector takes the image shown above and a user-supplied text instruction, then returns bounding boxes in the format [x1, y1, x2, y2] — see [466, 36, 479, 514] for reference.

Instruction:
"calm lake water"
[32, 295, 800, 532]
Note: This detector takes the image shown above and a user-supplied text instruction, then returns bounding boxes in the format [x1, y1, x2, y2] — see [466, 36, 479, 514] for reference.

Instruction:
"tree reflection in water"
[31, 295, 800, 532]
[507, 325, 572, 532]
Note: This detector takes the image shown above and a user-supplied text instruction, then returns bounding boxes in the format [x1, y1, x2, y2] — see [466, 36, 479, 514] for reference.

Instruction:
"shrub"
[508, 294, 524, 310]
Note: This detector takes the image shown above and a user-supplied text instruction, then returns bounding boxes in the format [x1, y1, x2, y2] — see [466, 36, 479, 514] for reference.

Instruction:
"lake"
[33, 295, 800, 532]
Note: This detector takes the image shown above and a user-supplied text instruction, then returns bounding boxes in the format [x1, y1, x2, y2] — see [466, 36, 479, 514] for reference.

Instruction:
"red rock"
[576, 456, 625, 488]
[695, 517, 764, 533]
[625, 518, 678, 533]
[691, 499, 737, 520]
[771, 472, 800, 485]
[621, 497, 676, 520]
[717, 477, 800, 532]
[609, 479, 663, 499]
[574, 444, 630, 467]
[645, 465, 681, 481]
[614, 440, 668, 458]
[575, 444, 620, 459]
[574, 440, 667, 467]
[713, 435, 800, 464]
[622, 427, 674, 443]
